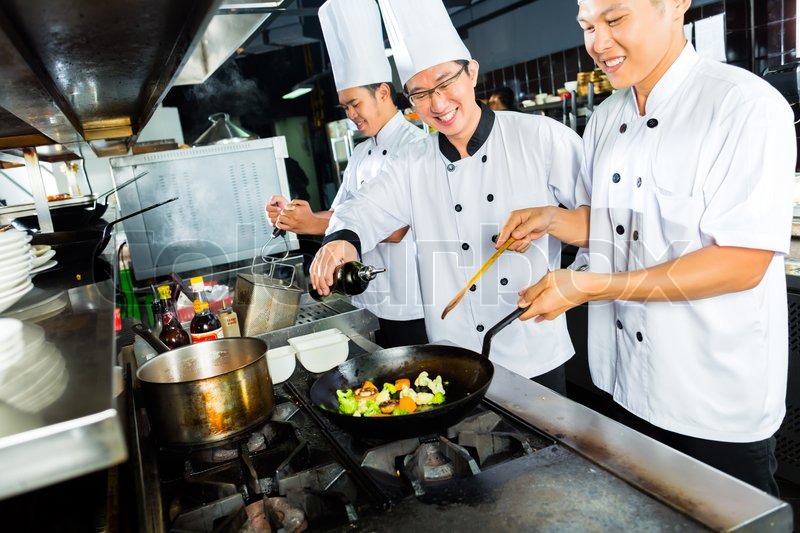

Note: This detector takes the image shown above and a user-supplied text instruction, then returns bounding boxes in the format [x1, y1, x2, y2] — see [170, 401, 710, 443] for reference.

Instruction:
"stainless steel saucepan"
[132, 324, 274, 446]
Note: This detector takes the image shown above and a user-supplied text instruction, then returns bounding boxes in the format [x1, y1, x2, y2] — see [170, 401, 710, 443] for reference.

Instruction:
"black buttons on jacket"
[620, 123, 627, 133]
[612, 173, 621, 183]
[487, 194, 494, 202]
[368, 150, 372, 155]
[646, 118, 659, 128]
[481, 155, 488, 163]
[447, 163, 456, 172]
[476, 325, 485, 332]
[616, 225, 625, 235]
[462, 243, 470, 251]
[455, 204, 462, 212]
[470, 284, 477, 292]
[636, 332, 644, 342]
[636, 177, 642, 188]
[491, 234, 498, 243]
[616, 320, 623, 330]
[382, 150, 387, 155]
[500, 278, 509, 286]
[633, 230, 639, 241]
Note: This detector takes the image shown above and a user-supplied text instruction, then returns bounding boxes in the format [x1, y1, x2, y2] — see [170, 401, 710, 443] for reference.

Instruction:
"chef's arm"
[518, 245, 774, 321]
[497, 205, 590, 252]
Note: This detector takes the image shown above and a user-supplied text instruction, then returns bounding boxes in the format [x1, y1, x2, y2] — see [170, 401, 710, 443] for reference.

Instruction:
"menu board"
[110, 138, 299, 280]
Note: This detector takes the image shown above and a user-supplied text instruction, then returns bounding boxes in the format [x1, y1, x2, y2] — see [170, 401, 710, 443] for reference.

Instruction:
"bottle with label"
[309, 261, 386, 301]
[218, 306, 241, 337]
[157, 285, 191, 349]
[189, 276, 224, 343]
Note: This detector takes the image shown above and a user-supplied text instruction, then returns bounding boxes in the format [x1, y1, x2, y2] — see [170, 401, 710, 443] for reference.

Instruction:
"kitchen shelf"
[0, 280, 126, 501]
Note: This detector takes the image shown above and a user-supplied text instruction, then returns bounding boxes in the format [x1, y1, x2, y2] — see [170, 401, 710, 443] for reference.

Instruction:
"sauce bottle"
[309, 261, 386, 301]
[157, 285, 190, 349]
[189, 276, 224, 343]
[218, 306, 241, 337]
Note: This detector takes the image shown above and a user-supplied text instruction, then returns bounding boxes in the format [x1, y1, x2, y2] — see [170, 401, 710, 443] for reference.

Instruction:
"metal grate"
[294, 302, 340, 325]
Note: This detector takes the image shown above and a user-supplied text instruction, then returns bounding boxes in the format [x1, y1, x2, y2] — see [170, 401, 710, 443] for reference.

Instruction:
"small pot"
[133, 324, 274, 446]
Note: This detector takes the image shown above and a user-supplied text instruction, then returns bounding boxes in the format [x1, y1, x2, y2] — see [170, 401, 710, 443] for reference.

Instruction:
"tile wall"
[477, 0, 798, 101]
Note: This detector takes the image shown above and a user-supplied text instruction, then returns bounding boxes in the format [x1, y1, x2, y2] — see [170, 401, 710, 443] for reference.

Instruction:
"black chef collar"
[438, 101, 495, 163]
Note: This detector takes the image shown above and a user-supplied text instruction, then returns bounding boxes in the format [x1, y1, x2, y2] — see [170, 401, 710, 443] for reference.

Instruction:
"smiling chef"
[497, 0, 796, 494]
[309, 0, 585, 393]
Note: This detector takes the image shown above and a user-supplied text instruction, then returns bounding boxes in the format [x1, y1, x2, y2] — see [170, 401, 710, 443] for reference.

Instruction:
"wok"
[30, 197, 177, 263]
[11, 171, 148, 232]
[133, 323, 274, 446]
[309, 306, 526, 440]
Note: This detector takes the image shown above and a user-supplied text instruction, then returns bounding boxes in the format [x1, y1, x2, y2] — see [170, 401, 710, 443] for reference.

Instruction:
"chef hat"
[377, 0, 471, 87]
[319, 0, 392, 91]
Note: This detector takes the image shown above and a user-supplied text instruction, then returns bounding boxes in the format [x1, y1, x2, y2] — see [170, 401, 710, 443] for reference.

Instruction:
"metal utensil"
[441, 237, 516, 319]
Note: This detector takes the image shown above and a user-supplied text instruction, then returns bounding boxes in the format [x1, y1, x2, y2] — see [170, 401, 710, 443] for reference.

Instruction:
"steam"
[184, 58, 268, 143]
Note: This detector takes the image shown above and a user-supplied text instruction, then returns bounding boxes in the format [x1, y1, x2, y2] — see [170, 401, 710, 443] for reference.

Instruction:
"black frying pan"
[31, 197, 177, 262]
[309, 306, 526, 440]
[11, 171, 149, 232]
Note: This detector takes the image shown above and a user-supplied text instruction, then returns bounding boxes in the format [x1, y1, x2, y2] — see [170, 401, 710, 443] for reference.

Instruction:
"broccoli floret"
[382, 382, 397, 395]
[392, 409, 409, 416]
[431, 392, 445, 405]
[336, 389, 358, 415]
[362, 400, 381, 417]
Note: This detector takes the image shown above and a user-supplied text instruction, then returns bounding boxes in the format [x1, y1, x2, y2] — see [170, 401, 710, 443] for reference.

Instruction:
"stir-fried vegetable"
[335, 371, 447, 416]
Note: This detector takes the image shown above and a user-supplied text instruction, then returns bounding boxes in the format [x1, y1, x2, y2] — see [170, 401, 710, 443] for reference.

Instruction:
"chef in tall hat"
[310, 0, 586, 392]
[266, 0, 428, 349]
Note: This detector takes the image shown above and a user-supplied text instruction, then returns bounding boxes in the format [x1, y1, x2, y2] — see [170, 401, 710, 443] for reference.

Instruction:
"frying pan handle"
[132, 323, 170, 354]
[480, 305, 528, 358]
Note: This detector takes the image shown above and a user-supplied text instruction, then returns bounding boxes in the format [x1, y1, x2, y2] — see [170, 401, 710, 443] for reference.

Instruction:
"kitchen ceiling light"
[282, 86, 313, 100]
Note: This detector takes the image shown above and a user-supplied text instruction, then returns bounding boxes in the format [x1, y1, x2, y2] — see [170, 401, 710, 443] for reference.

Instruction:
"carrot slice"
[397, 396, 416, 413]
[395, 378, 411, 390]
[362, 380, 377, 391]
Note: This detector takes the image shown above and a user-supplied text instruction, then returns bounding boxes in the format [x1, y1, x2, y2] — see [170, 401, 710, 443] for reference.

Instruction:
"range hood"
[0, 0, 283, 160]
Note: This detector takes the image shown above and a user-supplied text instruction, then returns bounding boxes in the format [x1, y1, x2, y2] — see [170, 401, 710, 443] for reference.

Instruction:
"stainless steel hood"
[0, 0, 222, 158]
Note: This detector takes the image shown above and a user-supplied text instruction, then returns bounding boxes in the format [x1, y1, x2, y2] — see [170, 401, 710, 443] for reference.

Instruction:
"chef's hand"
[496, 207, 554, 253]
[517, 269, 593, 322]
[265, 196, 288, 226]
[276, 200, 324, 235]
[310, 240, 359, 296]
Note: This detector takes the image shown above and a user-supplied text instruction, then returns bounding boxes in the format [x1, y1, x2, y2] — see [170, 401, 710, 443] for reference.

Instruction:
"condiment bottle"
[218, 306, 241, 337]
[157, 285, 191, 349]
[189, 276, 224, 343]
[309, 261, 386, 301]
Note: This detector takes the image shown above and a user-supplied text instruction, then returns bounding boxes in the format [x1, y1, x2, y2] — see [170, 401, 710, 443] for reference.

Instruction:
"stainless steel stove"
[122, 300, 793, 532]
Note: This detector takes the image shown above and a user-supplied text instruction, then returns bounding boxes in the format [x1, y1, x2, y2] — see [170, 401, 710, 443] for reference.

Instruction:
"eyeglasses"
[406, 64, 468, 107]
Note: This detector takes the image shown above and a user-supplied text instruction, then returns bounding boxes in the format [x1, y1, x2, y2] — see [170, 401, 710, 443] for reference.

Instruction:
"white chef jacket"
[578, 43, 796, 442]
[330, 111, 427, 320]
[327, 106, 583, 377]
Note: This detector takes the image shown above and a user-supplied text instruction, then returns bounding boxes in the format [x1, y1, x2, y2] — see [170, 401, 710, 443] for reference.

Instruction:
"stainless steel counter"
[0, 280, 127, 500]
[487, 366, 793, 531]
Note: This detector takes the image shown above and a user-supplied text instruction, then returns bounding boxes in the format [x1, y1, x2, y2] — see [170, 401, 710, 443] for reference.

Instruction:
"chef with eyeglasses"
[309, 0, 586, 393]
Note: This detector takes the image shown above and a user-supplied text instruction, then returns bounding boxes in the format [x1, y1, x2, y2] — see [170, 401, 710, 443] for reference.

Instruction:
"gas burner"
[404, 438, 480, 495]
[189, 422, 295, 465]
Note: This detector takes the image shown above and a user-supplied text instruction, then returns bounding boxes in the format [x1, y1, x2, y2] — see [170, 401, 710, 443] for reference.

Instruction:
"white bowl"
[266, 345, 296, 383]
[290, 333, 349, 373]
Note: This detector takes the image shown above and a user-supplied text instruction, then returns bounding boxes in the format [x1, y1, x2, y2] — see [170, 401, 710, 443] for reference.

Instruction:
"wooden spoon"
[441, 237, 516, 319]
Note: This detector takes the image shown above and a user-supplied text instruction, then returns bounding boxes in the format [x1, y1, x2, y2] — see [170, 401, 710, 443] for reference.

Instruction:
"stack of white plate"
[0, 229, 34, 314]
[30, 244, 57, 275]
[0, 321, 68, 413]
[0, 319, 24, 379]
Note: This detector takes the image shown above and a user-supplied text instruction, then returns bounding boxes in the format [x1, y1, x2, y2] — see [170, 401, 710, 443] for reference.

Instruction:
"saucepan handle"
[481, 305, 529, 358]
[132, 323, 170, 354]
